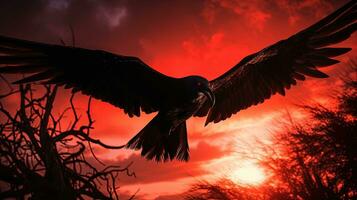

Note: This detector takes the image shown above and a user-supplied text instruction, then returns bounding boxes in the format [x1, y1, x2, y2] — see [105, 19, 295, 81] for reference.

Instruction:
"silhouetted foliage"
[185, 63, 357, 200]
[185, 179, 293, 200]
[270, 67, 356, 200]
[0, 84, 135, 200]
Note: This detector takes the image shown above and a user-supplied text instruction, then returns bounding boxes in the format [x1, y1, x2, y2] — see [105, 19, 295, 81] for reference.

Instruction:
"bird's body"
[0, 0, 356, 161]
[125, 76, 213, 161]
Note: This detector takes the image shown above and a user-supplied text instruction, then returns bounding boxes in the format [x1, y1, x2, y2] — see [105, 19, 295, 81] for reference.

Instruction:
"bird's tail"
[126, 114, 189, 162]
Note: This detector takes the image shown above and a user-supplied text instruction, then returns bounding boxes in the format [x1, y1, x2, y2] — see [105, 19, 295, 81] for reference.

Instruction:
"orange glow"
[231, 162, 266, 186]
[0, 0, 355, 199]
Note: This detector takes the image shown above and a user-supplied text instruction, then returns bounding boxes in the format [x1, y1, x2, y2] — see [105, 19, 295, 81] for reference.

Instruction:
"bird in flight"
[0, 1, 356, 162]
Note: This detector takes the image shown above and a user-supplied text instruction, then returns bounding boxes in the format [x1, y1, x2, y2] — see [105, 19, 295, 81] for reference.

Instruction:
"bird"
[0, 1, 356, 162]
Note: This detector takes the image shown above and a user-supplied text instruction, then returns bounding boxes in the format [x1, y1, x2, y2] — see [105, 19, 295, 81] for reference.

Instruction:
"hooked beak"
[200, 88, 215, 107]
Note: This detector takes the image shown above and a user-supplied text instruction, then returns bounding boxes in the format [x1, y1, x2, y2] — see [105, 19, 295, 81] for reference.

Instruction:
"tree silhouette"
[0, 84, 135, 200]
[185, 178, 293, 200]
[185, 62, 357, 200]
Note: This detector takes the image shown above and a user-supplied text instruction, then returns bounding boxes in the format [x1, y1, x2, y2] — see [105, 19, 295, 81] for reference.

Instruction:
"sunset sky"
[0, 0, 356, 199]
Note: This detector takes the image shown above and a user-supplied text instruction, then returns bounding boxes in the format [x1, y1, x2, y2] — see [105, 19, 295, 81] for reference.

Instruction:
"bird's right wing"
[0, 36, 177, 117]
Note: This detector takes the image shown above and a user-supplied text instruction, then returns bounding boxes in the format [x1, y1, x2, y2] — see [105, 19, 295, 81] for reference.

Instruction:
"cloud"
[248, 10, 271, 31]
[154, 193, 185, 200]
[114, 141, 232, 185]
[275, 0, 335, 25]
[202, 0, 272, 31]
[96, 5, 127, 28]
[47, 0, 70, 10]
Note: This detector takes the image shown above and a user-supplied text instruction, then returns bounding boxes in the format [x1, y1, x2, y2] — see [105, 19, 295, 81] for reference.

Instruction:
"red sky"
[0, 0, 356, 199]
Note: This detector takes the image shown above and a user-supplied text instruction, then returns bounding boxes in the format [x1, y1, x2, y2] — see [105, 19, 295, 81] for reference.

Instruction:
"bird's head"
[183, 76, 215, 107]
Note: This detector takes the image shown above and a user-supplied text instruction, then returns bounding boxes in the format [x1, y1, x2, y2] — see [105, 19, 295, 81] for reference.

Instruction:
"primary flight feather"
[0, 0, 356, 162]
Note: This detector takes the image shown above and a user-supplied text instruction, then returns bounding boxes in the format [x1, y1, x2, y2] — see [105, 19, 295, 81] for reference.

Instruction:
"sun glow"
[231, 162, 266, 185]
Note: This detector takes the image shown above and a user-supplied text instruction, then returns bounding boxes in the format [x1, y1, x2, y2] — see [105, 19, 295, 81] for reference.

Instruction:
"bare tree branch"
[0, 82, 135, 199]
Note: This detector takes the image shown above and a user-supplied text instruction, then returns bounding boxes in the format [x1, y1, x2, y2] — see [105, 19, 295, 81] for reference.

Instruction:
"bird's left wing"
[196, 0, 356, 125]
[0, 35, 177, 117]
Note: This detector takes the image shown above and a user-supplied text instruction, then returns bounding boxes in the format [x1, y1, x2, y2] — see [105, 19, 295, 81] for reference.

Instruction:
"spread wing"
[0, 36, 177, 117]
[196, 0, 356, 125]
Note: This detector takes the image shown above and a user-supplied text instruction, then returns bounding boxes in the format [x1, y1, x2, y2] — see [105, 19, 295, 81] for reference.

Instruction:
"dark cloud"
[0, 0, 204, 56]
[0, 0, 47, 39]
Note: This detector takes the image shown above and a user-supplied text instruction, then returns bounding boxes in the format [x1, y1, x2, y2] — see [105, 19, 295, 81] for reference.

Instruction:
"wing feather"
[0, 35, 176, 117]
[200, 0, 356, 125]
